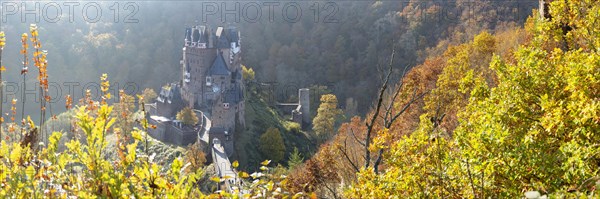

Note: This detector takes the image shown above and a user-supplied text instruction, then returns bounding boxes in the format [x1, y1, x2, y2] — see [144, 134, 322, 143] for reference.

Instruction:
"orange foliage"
[65, 95, 73, 110]
[388, 57, 446, 141]
[332, 116, 367, 181]
[285, 57, 447, 195]
[285, 143, 339, 195]
[20, 33, 28, 74]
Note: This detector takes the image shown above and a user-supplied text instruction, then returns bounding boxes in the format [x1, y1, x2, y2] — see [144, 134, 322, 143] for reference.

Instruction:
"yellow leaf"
[238, 171, 250, 178]
[27, 116, 35, 128]
[210, 176, 221, 183]
[232, 160, 239, 168]
[25, 165, 35, 178]
[0, 66, 5, 71]
[260, 160, 271, 166]
[292, 193, 304, 199]
[132, 131, 142, 141]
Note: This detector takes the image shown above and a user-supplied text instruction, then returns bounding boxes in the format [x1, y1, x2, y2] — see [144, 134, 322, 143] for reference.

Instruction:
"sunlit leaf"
[260, 160, 271, 166]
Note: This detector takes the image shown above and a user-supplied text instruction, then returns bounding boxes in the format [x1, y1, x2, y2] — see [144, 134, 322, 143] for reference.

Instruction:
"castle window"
[206, 76, 212, 86]
[184, 72, 191, 83]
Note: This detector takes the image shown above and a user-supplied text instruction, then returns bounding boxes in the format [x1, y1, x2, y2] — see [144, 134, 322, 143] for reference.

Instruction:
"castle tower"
[299, 88, 310, 126]
[181, 25, 243, 109]
[149, 24, 244, 150]
[181, 25, 217, 108]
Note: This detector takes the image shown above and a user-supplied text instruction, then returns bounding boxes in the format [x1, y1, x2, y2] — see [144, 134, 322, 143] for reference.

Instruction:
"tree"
[176, 107, 198, 126]
[241, 65, 255, 82]
[312, 94, 342, 141]
[449, 25, 600, 196]
[361, 48, 427, 174]
[113, 91, 135, 134]
[259, 127, 285, 163]
[423, 31, 497, 133]
[285, 143, 340, 198]
[287, 147, 303, 169]
[141, 88, 158, 104]
[185, 142, 206, 172]
[348, 2, 600, 197]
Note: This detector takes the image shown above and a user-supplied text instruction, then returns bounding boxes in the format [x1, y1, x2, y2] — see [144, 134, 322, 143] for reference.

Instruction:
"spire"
[208, 51, 230, 76]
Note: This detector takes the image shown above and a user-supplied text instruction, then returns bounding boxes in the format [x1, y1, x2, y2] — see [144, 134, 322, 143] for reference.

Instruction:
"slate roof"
[185, 26, 238, 49]
[157, 83, 182, 104]
[193, 28, 201, 42]
[228, 29, 239, 46]
[216, 35, 230, 49]
[198, 30, 208, 43]
[185, 28, 192, 41]
[215, 27, 239, 49]
[208, 52, 230, 76]
[223, 84, 244, 104]
[230, 69, 242, 83]
[209, 126, 227, 134]
[235, 69, 242, 80]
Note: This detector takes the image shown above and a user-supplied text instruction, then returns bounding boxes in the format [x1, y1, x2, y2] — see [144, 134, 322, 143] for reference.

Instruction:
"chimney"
[216, 26, 224, 37]
[208, 28, 214, 48]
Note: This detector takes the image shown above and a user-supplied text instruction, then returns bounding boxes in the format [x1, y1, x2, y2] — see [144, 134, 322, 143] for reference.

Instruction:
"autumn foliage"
[289, 1, 600, 198]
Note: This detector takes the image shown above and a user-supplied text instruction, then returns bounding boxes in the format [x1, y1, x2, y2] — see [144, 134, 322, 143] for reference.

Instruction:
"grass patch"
[233, 87, 315, 172]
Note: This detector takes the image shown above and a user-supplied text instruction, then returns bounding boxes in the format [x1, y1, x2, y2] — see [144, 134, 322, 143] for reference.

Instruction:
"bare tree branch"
[364, 48, 395, 169]
[340, 136, 360, 172]
[372, 89, 428, 172]
[388, 89, 428, 128]
[349, 128, 366, 147]
[338, 45, 429, 175]
[383, 76, 406, 127]
[322, 182, 339, 199]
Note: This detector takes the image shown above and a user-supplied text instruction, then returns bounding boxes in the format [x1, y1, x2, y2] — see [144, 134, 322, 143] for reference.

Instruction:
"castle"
[144, 25, 312, 191]
[146, 25, 245, 156]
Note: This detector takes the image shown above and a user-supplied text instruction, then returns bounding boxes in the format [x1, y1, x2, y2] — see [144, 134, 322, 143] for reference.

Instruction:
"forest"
[0, 0, 598, 198]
